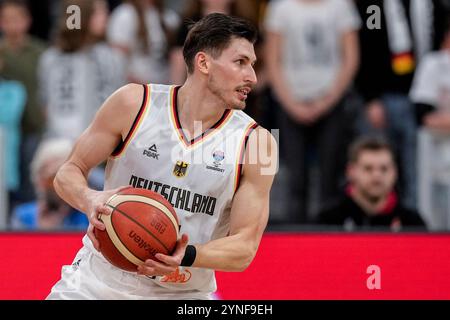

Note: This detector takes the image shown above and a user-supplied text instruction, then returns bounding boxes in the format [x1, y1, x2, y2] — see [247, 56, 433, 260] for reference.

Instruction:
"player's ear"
[195, 52, 210, 75]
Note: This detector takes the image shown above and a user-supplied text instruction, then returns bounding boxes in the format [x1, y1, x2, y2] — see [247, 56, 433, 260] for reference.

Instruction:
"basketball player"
[47, 13, 278, 299]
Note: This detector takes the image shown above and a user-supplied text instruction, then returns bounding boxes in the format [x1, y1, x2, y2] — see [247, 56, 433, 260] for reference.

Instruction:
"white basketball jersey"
[83, 84, 258, 294]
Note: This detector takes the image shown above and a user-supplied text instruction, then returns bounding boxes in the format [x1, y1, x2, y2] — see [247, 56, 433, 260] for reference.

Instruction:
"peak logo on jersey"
[173, 161, 189, 178]
[160, 267, 192, 283]
[143, 144, 159, 160]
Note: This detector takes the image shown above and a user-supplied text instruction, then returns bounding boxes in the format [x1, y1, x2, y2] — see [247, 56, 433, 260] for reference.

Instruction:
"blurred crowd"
[1, 0, 450, 231]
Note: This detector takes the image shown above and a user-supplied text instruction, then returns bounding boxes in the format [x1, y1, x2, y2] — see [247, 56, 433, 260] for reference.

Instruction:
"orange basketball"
[94, 187, 179, 272]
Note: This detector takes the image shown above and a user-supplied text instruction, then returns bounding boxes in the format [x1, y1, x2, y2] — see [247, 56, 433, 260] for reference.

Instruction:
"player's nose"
[244, 66, 257, 85]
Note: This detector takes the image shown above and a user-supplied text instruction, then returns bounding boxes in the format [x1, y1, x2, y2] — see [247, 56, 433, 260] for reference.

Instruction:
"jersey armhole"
[111, 84, 149, 157]
[233, 122, 259, 193]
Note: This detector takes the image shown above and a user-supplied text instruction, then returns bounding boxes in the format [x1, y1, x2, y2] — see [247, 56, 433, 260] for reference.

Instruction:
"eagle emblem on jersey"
[173, 161, 189, 178]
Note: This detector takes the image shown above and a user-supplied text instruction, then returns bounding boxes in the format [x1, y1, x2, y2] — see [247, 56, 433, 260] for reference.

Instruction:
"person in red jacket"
[318, 136, 426, 231]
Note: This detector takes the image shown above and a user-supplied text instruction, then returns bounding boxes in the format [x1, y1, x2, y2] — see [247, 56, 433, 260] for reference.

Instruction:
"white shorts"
[46, 246, 212, 300]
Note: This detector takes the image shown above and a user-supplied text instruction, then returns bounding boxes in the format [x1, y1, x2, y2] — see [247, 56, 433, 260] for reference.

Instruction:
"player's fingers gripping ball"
[94, 187, 179, 272]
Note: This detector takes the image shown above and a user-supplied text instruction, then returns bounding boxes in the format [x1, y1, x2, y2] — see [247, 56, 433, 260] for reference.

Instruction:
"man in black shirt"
[318, 137, 426, 230]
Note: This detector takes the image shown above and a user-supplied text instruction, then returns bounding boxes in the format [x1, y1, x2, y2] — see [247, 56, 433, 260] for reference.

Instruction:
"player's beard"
[208, 74, 245, 110]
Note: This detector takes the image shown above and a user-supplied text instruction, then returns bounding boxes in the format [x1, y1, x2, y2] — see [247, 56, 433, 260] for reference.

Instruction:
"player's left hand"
[137, 234, 189, 276]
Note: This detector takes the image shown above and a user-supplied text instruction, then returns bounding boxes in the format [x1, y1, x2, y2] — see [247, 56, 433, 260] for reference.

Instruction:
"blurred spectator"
[411, 20, 450, 129]
[0, 0, 46, 204]
[107, 0, 122, 12]
[317, 137, 426, 231]
[265, 0, 361, 222]
[38, 0, 125, 141]
[10, 138, 88, 230]
[0, 63, 26, 213]
[410, 20, 450, 229]
[107, 0, 180, 84]
[354, 0, 450, 211]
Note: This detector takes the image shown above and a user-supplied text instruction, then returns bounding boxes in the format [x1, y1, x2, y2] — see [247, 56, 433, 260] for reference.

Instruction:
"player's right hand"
[86, 185, 131, 251]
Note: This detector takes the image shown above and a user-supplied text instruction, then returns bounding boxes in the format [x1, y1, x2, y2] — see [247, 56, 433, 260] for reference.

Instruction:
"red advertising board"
[0, 233, 449, 300]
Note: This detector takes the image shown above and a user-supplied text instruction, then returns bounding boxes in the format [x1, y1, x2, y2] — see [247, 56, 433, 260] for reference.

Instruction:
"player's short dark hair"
[182, 13, 257, 74]
[348, 136, 395, 164]
[0, 0, 30, 13]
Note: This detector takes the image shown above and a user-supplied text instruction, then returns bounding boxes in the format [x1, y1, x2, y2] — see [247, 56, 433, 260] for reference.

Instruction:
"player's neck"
[177, 79, 228, 139]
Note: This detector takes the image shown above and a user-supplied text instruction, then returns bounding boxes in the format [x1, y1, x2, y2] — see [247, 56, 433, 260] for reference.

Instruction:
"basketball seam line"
[106, 204, 171, 253]
[109, 212, 145, 264]
[111, 196, 179, 235]
[100, 210, 145, 267]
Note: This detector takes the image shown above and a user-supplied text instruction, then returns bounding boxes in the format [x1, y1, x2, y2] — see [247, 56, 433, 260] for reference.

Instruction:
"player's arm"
[195, 128, 276, 271]
[146, 128, 278, 274]
[54, 84, 144, 246]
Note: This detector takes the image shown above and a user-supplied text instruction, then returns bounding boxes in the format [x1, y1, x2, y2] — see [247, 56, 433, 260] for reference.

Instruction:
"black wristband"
[180, 245, 196, 267]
